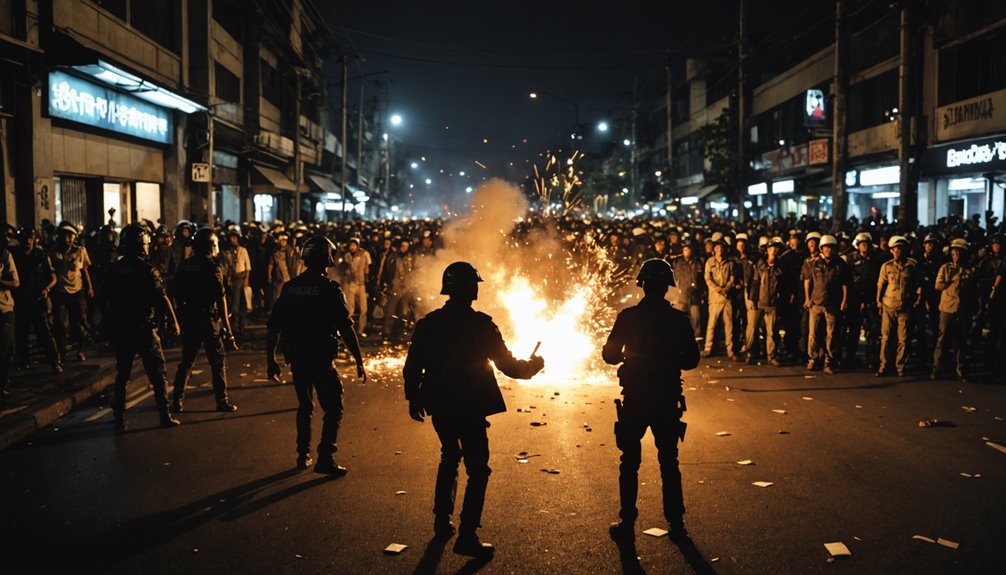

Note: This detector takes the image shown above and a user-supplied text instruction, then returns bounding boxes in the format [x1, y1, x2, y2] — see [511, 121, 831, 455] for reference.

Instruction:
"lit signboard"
[923, 135, 1006, 176]
[48, 70, 173, 144]
[804, 89, 827, 127]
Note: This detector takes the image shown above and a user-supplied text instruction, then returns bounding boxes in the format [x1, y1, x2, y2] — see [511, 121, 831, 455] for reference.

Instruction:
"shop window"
[215, 63, 241, 104]
[130, 0, 179, 53]
[55, 176, 88, 230]
[254, 194, 276, 223]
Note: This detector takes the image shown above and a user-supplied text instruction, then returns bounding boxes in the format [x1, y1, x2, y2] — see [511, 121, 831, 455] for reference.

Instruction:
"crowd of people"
[0, 210, 1002, 401]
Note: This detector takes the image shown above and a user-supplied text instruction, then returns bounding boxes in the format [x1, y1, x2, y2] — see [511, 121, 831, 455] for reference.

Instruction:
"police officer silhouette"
[404, 261, 544, 558]
[603, 258, 700, 542]
[171, 228, 238, 413]
[267, 236, 366, 475]
[99, 224, 181, 432]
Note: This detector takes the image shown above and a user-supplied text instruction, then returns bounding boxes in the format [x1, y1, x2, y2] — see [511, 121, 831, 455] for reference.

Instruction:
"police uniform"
[670, 253, 705, 339]
[0, 248, 18, 397]
[12, 245, 59, 369]
[404, 299, 541, 543]
[932, 256, 976, 379]
[844, 249, 882, 367]
[602, 295, 700, 530]
[101, 252, 175, 427]
[805, 254, 850, 370]
[268, 270, 357, 465]
[877, 255, 922, 375]
[750, 256, 785, 363]
[172, 254, 233, 409]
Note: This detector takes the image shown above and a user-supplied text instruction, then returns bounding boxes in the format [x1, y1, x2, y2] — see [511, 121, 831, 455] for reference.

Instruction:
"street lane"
[1, 328, 1004, 574]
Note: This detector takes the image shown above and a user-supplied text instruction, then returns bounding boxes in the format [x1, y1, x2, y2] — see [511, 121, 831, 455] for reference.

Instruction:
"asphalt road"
[1, 326, 1004, 574]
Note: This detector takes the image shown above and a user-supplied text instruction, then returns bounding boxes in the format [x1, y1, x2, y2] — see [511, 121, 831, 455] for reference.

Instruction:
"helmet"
[770, 236, 785, 247]
[57, 223, 78, 237]
[191, 228, 220, 257]
[635, 258, 675, 288]
[17, 227, 38, 242]
[300, 236, 336, 267]
[758, 236, 769, 247]
[710, 232, 723, 243]
[819, 235, 838, 247]
[949, 238, 969, 251]
[441, 261, 484, 296]
[119, 224, 151, 257]
[736, 232, 749, 241]
[991, 235, 1003, 245]
[854, 232, 873, 245]
[631, 227, 645, 237]
[805, 231, 822, 242]
[923, 233, 939, 244]
[889, 235, 908, 247]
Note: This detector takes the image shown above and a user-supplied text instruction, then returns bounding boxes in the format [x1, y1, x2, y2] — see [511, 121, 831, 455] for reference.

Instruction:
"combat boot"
[314, 459, 348, 477]
[296, 454, 314, 470]
[608, 521, 635, 542]
[216, 400, 238, 412]
[453, 533, 494, 558]
[170, 396, 184, 413]
[159, 412, 181, 427]
[434, 516, 456, 538]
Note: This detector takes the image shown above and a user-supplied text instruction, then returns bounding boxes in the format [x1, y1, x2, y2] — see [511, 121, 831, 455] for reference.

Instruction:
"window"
[0, 0, 26, 39]
[215, 63, 241, 103]
[939, 29, 1006, 105]
[130, 0, 179, 52]
[212, 0, 243, 43]
[261, 59, 282, 106]
[847, 69, 899, 132]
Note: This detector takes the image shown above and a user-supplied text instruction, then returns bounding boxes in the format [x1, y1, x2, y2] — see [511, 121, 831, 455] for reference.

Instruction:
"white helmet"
[819, 235, 838, 247]
[806, 231, 822, 242]
[889, 235, 908, 247]
[854, 232, 872, 245]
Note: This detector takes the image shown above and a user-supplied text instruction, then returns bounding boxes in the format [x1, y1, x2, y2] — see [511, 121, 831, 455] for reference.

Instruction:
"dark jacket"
[403, 300, 538, 417]
[99, 255, 165, 339]
[267, 270, 354, 364]
[602, 296, 700, 402]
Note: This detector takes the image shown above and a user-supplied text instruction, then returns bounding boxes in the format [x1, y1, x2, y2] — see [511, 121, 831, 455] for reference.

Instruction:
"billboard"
[48, 70, 173, 144]
[805, 89, 827, 127]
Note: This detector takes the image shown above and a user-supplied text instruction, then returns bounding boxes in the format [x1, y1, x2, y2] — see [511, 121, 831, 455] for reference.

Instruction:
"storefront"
[922, 134, 1006, 225]
[45, 64, 202, 230]
[250, 163, 296, 223]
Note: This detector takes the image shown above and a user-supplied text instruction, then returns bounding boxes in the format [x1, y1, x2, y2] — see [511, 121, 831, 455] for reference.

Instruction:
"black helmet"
[119, 224, 151, 257]
[300, 236, 336, 267]
[636, 258, 675, 288]
[441, 261, 483, 296]
[191, 228, 219, 257]
[17, 227, 38, 242]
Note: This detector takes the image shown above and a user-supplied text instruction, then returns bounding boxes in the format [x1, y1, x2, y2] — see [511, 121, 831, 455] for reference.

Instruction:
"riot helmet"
[119, 223, 151, 257]
[635, 258, 675, 288]
[191, 227, 220, 257]
[300, 236, 337, 268]
[441, 261, 483, 298]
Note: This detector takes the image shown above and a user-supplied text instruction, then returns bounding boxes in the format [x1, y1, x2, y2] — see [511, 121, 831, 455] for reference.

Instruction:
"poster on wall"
[805, 89, 827, 127]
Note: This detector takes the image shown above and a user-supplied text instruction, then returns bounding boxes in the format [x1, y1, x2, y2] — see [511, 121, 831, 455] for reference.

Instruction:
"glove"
[409, 400, 426, 423]
[356, 361, 367, 384]
[223, 330, 239, 350]
[529, 354, 545, 374]
[267, 358, 282, 383]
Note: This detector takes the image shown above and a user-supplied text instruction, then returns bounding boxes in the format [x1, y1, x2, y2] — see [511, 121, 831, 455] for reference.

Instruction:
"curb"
[0, 361, 118, 451]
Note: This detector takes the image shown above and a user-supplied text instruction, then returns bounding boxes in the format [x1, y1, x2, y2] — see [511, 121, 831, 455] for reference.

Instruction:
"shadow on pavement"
[674, 535, 717, 575]
[612, 537, 645, 574]
[455, 556, 493, 574]
[412, 536, 448, 575]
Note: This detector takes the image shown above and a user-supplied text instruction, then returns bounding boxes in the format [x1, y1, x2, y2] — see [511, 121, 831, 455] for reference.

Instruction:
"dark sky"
[322, 0, 878, 210]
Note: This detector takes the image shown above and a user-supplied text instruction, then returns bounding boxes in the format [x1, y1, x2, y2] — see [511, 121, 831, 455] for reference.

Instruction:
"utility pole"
[897, 2, 915, 224]
[630, 75, 638, 208]
[206, 111, 214, 225]
[831, 0, 848, 225]
[737, 0, 746, 224]
[339, 55, 349, 221]
[292, 70, 302, 222]
[666, 51, 673, 182]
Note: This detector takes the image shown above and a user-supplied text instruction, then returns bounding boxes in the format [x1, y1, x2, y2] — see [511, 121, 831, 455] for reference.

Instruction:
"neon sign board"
[48, 70, 172, 144]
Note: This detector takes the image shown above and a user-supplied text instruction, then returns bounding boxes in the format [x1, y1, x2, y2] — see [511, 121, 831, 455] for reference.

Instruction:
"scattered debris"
[962, 406, 977, 413]
[726, 398, 736, 402]
[715, 431, 731, 437]
[986, 441, 1006, 455]
[707, 380, 720, 384]
[778, 430, 790, 435]
[853, 536, 863, 542]
[642, 527, 668, 537]
[912, 535, 936, 544]
[384, 543, 408, 555]
[710, 557, 720, 563]
[919, 419, 955, 427]
[517, 407, 532, 413]
[395, 491, 407, 495]
[772, 409, 787, 414]
[191, 370, 204, 375]
[530, 422, 547, 427]
[394, 451, 403, 455]
[804, 375, 816, 379]
[937, 538, 959, 550]
[294, 554, 305, 559]
[736, 460, 754, 466]
[752, 481, 773, 488]
[802, 396, 814, 401]
[855, 405, 863, 409]
[540, 468, 560, 474]
[824, 542, 852, 557]
[959, 473, 982, 479]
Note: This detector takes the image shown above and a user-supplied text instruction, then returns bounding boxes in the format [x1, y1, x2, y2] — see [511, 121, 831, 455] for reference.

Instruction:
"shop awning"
[307, 174, 342, 199]
[696, 184, 720, 200]
[252, 165, 297, 192]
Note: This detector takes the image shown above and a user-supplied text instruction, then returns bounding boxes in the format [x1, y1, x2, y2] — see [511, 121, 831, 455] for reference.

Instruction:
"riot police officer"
[404, 261, 544, 558]
[876, 235, 923, 377]
[100, 224, 180, 431]
[604, 259, 701, 543]
[171, 228, 238, 413]
[267, 236, 366, 475]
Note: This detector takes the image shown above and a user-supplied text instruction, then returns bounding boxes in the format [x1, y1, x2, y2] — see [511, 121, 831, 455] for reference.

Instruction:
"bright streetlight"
[410, 162, 418, 169]
[597, 121, 609, 132]
[390, 114, 403, 126]
[425, 178, 432, 185]
[623, 138, 631, 146]
[528, 92, 538, 99]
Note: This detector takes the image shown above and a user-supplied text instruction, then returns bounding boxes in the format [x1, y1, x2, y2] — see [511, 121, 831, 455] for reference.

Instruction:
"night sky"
[323, 0, 883, 208]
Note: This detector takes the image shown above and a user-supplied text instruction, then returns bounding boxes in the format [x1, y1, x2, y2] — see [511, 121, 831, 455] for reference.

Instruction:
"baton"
[531, 341, 541, 356]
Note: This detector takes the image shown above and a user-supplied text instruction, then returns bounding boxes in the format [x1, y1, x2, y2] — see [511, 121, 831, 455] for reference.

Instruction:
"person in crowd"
[876, 235, 923, 377]
[49, 223, 93, 363]
[0, 228, 18, 401]
[12, 228, 60, 373]
[842, 232, 881, 368]
[342, 238, 372, 337]
[931, 238, 977, 382]
[749, 237, 785, 365]
[804, 235, 850, 374]
[702, 239, 737, 360]
[671, 241, 705, 341]
[221, 228, 251, 337]
[382, 238, 415, 342]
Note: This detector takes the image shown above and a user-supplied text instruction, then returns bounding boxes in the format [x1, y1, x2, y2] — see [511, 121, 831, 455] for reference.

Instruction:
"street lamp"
[597, 121, 609, 132]
[390, 113, 403, 126]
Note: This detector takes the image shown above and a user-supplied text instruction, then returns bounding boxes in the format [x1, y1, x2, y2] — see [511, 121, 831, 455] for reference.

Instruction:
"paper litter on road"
[962, 406, 977, 413]
[642, 527, 668, 537]
[715, 431, 731, 436]
[540, 468, 560, 474]
[959, 472, 982, 478]
[384, 543, 408, 554]
[772, 409, 787, 414]
[824, 542, 851, 557]
[752, 481, 773, 488]
[395, 490, 407, 495]
[710, 557, 720, 563]
[253, 379, 270, 383]
[737, 460, 754, 465]
[802, 396, 814, 401]
[855, 405, 863, 409]
[804, 375, 816, 379]
[530, 421, 547, 427]
[778, 430, 790, 434]
[986, 441, 1006, 455]
[726, 398, 736, 402]
[191, 370, 204, 375]
[912, 535, 936, 543]
[937, 538, 959, 549]
[919, 419, 955, 427]
[707, 380, 720, 384]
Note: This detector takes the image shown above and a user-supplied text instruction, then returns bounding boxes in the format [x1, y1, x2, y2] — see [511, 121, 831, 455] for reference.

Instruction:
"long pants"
[111, 330, 170, 418]
[14, 299, 57, 365]
[343, 282, 368, 334]
[808, 304, 839, 367]
[933, 311, 969, 376]
[431, 413, 491, 535]
[675, 302, 703, 340]
[985, 302, 1005, 370]
[290, 360, 344, 459]
[747, 308, 778, 361]
[227, 273, 248, 335]
[614, 395, 684, 525]
[741, 305, 759, 355]
[781, 301, 802, 358]
[0, 312, 13, 392]
[704, 300, 734, 355]
[172, 323, 228, 404]
[51, 289, 87, 357]
[382, 291, 413, 339]
[879, 305, 910, 374]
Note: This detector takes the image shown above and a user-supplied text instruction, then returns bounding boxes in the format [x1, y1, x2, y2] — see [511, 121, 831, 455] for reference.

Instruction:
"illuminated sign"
[804, 89, 827, 127]
[923, 134, 1006, 176]
[48, 70, 172, 144]
[747, 182, 768, 195]
[945, 140, 1006, 168]
[773, 179, 795, 194]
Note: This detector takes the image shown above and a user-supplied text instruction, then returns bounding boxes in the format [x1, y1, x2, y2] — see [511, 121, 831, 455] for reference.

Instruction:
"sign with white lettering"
[935, 88, 1006, 142]
[923, 134, 1006, 176]
[48, 70, 173, 144]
